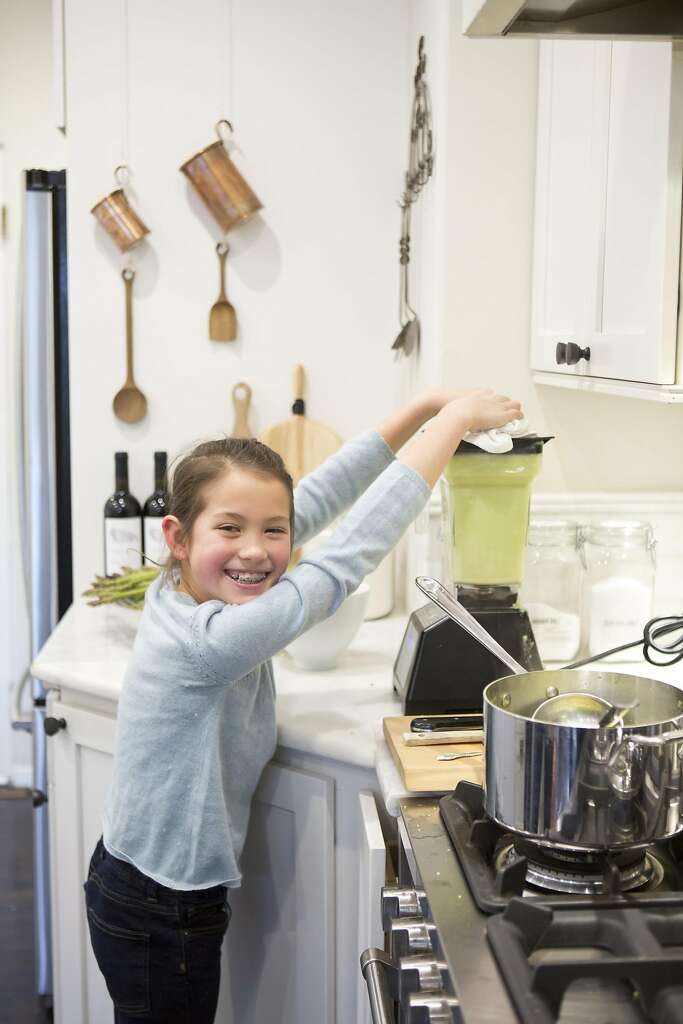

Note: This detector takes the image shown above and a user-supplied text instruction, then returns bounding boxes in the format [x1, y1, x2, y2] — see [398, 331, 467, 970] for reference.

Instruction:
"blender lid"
[455, 435, 554, 455]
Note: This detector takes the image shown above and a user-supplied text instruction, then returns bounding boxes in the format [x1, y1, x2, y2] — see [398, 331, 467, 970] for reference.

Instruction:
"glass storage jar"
[582, 520, 656, 660]
[521, 519, 582, 663]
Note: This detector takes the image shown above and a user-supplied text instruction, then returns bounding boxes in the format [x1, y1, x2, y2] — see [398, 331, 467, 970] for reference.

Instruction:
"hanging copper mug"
[180, 120, 262, 233]
[91, 166, 150, 252]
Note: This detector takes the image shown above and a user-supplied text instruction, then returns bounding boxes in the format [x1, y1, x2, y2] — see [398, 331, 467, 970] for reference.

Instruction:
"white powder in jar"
[587, 576, 653, 659]
[526, 602, 581, 663]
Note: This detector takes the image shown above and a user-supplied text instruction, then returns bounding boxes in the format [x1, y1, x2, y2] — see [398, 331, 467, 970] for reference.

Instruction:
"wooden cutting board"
[383, 716, 484, 793]
[260, 364, 342, 485]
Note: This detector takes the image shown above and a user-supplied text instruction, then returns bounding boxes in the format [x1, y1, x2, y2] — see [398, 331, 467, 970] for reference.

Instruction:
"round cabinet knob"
[566, 342, 591, 364]
[555, 342, 567, 365]
[43, 717, 67, 736]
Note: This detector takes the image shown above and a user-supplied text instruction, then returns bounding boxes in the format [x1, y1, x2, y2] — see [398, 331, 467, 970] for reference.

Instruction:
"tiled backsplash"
[404, 492, 683, 617]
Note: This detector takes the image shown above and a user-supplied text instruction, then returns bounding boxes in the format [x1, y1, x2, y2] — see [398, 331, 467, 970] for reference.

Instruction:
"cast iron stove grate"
[487, 897, 683, 1024]
[439, 781, 683, 913]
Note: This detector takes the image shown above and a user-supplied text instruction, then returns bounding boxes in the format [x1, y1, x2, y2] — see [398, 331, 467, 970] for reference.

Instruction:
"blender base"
[393, 601, 542, 715]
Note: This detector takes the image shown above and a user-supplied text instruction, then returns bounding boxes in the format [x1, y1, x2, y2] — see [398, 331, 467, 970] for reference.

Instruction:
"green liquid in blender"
[441, 452, 543, 588]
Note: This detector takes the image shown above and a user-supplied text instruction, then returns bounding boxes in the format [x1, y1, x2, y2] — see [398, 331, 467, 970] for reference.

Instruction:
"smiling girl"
[84, 387, 522, 1024]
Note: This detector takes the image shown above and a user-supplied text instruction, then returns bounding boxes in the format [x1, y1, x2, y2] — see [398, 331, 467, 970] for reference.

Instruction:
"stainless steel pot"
[485, 669, 683, 850]
[414, 576, 683, 851]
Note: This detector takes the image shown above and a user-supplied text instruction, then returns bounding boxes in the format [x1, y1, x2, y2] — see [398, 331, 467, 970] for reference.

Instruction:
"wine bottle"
[103, 452, 142, 575]
[143, 451, 168, 566]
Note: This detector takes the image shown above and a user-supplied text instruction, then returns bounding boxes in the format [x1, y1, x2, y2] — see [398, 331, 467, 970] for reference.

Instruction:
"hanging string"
[119, 0, 134, 272]
[120, 0, 130, 167]
[218, 0, 234, 125]
[228, 0, 234, 126]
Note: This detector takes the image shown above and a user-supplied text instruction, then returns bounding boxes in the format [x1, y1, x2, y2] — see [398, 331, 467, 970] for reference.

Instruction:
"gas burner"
[494, 840, 662, 895]
[439, 780, 683, 913]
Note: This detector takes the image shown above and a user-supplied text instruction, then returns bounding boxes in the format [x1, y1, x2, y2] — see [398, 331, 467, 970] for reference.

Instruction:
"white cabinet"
[216, 762, 335, 1024]
[356, 790, 388, 1024]
[531, 40, 683, 392]
[46, 695, 117, 1024]
[45, 688, 380, 1024]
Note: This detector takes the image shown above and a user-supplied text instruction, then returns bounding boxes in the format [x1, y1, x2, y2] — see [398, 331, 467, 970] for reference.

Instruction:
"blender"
[393, 435, 552, 714]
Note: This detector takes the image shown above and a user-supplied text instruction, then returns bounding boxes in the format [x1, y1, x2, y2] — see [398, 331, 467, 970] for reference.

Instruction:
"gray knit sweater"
[102, 430, 431, 889]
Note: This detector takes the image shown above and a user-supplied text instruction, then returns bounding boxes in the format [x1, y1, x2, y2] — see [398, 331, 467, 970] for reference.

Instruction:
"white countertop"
[30, 598, 406, 770]
[31, 598, 683, 783]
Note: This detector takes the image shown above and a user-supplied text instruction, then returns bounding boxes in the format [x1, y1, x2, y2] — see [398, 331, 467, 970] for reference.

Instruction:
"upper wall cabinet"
[530, 41, 683, 401]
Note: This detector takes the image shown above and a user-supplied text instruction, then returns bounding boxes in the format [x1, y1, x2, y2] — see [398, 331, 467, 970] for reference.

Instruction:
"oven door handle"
[360, 948, 398, 1024]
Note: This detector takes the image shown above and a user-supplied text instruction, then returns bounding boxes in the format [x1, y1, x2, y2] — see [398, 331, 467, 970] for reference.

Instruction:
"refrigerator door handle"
[10, 668, 33, 733]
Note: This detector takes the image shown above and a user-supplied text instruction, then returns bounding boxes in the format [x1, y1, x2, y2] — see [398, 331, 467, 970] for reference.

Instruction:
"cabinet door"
[531, 41, 683, 384]
[531, 39, 601, 376]
[356, 790, 388, 1024]
[216, 761, 335, 1024]
[46, 696, 116, 1024]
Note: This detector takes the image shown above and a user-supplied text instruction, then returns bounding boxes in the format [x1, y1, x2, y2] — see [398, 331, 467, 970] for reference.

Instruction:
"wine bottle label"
[144, 518, 168, 567]
[104, 518, 143, 575]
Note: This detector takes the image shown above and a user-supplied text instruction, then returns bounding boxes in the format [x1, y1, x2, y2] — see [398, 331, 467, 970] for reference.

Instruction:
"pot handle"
[608, 727, 683, 767]
[622, 728, 683, 747]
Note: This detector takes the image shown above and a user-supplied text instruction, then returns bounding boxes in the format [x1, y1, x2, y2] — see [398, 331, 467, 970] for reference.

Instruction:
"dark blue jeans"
[83, 837, 231, 1023]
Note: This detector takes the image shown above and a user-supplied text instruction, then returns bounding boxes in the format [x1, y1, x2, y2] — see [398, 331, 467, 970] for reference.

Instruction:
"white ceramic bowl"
[287, 583, 370, 670]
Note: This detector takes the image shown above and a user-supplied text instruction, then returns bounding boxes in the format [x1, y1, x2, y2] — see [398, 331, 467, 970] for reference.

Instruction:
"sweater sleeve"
[292, 429, 395, 548]
[185, 461, 431, 685]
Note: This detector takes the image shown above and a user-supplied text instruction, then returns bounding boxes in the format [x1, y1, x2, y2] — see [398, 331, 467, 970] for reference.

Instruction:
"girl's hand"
[400, 389, 525, 488]
[442, 390, 523, 434]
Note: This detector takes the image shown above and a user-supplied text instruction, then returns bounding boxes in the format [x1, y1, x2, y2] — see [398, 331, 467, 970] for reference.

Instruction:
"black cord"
[561, 615, 683, 671]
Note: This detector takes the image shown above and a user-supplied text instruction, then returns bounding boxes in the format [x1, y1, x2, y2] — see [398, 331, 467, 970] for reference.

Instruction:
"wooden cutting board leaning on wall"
[260, 364, 342, 485]
[383, 716, 484, 792]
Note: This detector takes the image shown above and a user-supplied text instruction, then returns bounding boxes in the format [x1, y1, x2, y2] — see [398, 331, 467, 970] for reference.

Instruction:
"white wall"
[0, 0, 67, 783]
[65, 0, 416, 598]
[442, 6, 683, 493]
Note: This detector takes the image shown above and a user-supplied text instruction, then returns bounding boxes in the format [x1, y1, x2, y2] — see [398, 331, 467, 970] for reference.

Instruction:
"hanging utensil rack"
[392, 36, 435, 359]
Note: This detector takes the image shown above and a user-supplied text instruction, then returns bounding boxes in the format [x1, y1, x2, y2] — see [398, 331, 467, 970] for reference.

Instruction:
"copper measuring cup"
[91, 166, 150, 253]
[180, 120, 263, 233]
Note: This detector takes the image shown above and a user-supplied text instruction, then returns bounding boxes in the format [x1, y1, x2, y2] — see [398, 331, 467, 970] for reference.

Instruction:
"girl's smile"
[162, 467, 293, 605]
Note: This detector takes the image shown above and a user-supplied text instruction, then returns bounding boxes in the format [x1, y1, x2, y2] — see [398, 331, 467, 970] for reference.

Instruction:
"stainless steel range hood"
[463, 0, 683, 39]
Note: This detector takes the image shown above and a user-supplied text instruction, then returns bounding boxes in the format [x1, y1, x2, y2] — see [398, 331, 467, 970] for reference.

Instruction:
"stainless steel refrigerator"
[12, 168, 72, 1010]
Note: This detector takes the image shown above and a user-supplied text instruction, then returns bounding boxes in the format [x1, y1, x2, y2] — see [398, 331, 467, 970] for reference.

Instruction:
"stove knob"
[381, 886, 427, 932]
[407, 991, 461, 1023]
[389, 918, 437, 960]
[399, 956, 449, 1000]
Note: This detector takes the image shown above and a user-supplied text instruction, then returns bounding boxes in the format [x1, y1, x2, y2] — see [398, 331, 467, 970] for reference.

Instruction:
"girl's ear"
[162, 516, 188, 560]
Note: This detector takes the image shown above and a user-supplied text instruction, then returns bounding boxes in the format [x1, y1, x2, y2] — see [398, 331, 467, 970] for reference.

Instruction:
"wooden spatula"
[209, 242, 237, 341]
[230, 382, 253, 438]
[260, 365, 342, 484]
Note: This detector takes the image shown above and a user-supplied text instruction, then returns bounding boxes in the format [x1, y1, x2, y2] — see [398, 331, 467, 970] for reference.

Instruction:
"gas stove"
[441, 780, 683, 911]
[363, 784, 683, 1024]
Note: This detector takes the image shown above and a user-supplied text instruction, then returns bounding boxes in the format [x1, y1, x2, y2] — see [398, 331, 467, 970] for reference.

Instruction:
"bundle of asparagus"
[83, 566, 160, 610]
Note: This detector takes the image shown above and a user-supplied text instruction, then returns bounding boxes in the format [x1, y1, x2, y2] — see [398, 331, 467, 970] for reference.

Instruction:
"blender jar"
[440, 436, 551, 600]
[521, 519, 582, 662]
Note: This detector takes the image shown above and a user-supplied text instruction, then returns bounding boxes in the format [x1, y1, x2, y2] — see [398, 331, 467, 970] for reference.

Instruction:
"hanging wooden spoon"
[230, 382, 253, 438]
[113, 268, 147, 423]
[209, 241, 237, 341]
